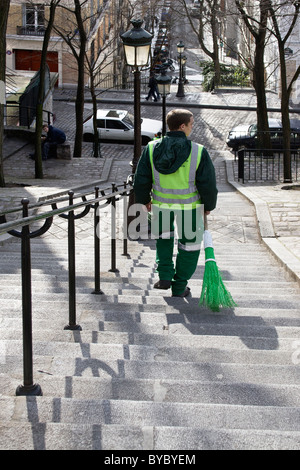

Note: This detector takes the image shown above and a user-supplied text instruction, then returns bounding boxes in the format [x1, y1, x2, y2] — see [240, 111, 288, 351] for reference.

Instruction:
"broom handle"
[204, 213, 208, 230]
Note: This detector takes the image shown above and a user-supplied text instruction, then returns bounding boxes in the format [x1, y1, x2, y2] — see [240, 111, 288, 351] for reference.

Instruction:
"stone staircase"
[0, 178, 300, 450]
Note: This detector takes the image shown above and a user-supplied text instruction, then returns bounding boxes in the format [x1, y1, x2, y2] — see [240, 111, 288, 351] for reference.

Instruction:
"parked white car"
[83, 109, 162, 145]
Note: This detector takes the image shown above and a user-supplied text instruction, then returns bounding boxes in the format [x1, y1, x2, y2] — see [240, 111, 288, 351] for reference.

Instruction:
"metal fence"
[0, 181, 132, 396]
[94, 73, 149, 94]
[237, 149, 300, 183]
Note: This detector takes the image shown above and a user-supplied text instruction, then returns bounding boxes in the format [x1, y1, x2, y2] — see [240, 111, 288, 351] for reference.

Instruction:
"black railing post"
[109, 183, 119, 273]
[92, 187, 104, 294]
[122, 182, 129, 257]
[237, 148, 245, 183]
[16, 198, 42, 397]
[65, 190, 81, 330]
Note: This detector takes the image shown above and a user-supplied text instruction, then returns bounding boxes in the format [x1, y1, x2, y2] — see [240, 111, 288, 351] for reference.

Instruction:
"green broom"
[199, 215, 237, 312]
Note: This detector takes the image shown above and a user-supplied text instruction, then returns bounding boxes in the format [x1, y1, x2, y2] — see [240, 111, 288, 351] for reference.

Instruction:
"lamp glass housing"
[158, 82, 171, 96]
[123, 43, 151, 67]
[120, 19, 153, 67]
[177, 41, 184, 54]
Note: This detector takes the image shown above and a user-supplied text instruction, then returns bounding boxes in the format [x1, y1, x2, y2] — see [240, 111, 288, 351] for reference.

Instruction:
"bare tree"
[266, 0, 300, 181]
[0, 0, 10, 188]
[84, 4, 132, 158]
[53, 0, 88, 158]
[235, 0, 272, 151]
[34, 0, 61, 179]
[85, 43, 116, 158]
[176, 0, 223, 86]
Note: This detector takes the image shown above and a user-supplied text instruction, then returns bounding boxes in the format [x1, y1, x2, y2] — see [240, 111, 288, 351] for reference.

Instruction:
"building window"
[24, 3, 45, 34]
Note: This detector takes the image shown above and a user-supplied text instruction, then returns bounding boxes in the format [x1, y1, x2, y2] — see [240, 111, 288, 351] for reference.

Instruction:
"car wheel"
[83, 133, 94, 142]
[142, 136, 151, 146]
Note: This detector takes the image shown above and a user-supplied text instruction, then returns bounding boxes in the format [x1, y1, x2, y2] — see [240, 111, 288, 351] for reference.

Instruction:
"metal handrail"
[0, 180, 133, 397]
[0, 182, 131, 233]
[4, 103, 54, 129]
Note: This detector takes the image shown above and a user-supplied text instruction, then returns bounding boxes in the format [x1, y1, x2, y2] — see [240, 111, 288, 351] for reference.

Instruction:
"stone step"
[1, 332, 299, 363]
[1, 337, 299, 383]
[1, 344, 300, 385]
[2, 305, 300, 325]
[0, 332, 295, 365]
[1, 302, 300, 329]
[0, 275, 293, 291]
[1, 375, 299, 406]
[1, 286, 299, 305]
[4, 308, 299, 338]
[0, 251, 286, 265]
[0, 251, 280, 264]
[0, 329, 298, 352]
[1, 397, 299, 432]
[1, 303, 300, 335]
[1, 289, 299, 306]
[0, 277, 298, 292]
[0, 245, 288, 268]
[0, 421, 299, 450]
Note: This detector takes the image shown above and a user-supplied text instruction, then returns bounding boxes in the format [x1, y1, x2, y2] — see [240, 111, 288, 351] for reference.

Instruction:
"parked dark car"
[226, 118, 300, 151]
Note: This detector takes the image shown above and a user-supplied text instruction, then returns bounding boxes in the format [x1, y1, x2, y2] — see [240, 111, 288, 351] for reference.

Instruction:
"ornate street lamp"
[176, 41, 186, 98]
[156, 70, 172, 136]
[120, 19, 153, 173]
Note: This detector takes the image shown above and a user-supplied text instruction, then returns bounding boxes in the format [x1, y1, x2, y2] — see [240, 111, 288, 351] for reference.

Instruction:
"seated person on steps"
[41, 124, 66, 160]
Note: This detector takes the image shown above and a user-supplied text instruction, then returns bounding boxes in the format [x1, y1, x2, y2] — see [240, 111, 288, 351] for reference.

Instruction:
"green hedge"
[200, 61, 250, 91]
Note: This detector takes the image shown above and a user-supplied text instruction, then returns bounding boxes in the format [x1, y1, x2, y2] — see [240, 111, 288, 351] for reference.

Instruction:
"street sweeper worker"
[133, 108, 218, 297]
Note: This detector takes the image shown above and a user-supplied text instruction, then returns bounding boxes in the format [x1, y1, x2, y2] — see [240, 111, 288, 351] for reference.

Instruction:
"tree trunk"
[279, 45, 292, 182]
[253, 40, 271, 151]
[73, 56, 85, 157]
[0, 0, 10, 188]
[73, 0, 87, 158]
[34, 2, 58, 178]
[90, 71, 101, 158]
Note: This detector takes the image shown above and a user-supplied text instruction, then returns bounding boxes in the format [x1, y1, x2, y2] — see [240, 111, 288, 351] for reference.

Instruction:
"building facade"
[6, 0, 130, 88]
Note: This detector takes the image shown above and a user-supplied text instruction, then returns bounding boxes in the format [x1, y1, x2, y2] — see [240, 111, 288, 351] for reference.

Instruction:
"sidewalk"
[1, 86, 300, 286]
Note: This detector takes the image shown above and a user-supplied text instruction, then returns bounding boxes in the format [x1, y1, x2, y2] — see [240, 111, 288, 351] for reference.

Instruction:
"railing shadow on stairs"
[0, 181, 133, 397]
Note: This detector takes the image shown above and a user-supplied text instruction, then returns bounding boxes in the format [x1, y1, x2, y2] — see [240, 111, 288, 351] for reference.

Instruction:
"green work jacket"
[134, 131, 218, 212]
[149, 139, 203, 210]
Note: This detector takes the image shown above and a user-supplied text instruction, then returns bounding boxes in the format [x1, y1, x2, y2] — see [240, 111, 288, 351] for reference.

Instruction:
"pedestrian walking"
[146, 74, 159, 101]
[133, 109, 218, 297]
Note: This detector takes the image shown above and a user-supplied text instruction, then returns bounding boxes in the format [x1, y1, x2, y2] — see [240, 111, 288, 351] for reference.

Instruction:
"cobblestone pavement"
[1, 86, 300, 284]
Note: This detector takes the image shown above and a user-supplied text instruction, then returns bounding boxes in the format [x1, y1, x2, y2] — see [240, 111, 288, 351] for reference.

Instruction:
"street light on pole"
[176, 41, 186, 98]
[156, 69, 172, 136]
[120, 19, 153, 174]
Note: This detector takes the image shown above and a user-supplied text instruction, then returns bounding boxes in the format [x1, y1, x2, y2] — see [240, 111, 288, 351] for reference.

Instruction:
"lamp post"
[176, 41, 186, 98]
[156, 70, 172, 136]
[120, 19, 153, 174]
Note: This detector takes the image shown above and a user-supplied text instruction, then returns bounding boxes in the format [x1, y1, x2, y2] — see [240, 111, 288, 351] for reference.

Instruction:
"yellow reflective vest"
[149, 140, 203, 210]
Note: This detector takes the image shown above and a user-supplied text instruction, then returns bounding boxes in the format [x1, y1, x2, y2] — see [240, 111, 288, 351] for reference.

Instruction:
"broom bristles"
[199, 240, 237, 312]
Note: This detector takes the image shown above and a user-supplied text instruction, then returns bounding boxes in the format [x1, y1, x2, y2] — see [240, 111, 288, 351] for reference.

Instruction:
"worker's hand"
[143, 202, 152, 212]
[204, 210, 210, 215]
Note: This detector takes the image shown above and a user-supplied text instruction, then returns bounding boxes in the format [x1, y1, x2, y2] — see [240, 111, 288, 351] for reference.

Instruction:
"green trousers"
[152, 206, 203, 295]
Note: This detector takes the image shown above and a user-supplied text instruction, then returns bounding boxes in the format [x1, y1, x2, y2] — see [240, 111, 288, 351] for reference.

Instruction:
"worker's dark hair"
[166, 109, 193, 131]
